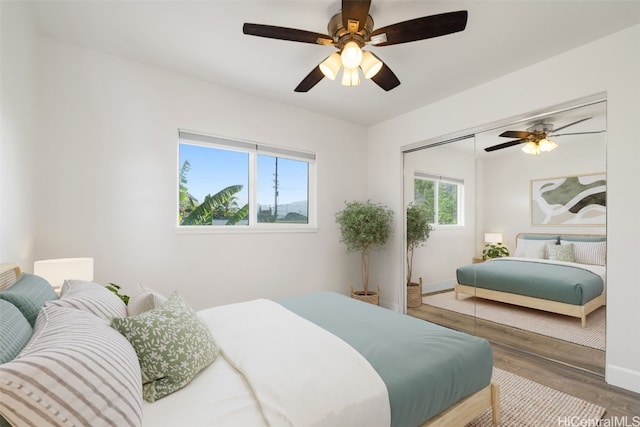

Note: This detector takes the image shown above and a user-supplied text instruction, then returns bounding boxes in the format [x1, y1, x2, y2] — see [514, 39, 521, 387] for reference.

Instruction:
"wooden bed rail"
[422, 382, 500, 426]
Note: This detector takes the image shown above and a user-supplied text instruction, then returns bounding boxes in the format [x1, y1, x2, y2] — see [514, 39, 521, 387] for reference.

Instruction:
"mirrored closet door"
[405, 99, 607, 375]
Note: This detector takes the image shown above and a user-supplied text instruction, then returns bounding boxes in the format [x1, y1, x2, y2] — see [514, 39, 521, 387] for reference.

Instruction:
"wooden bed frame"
[455, 233, 606, 328]
[422, 383, 500, 426]
[1, 262, 501, 426]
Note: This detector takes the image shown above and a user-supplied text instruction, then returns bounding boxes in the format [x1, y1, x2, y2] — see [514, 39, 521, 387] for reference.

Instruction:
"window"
[178, 130, 315, 229]
[414, 172, 464, 226]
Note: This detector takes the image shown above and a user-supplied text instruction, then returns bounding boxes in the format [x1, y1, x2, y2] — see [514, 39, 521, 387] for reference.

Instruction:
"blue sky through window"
[180, 144, 249, 205]
[179, 144, 308, 208]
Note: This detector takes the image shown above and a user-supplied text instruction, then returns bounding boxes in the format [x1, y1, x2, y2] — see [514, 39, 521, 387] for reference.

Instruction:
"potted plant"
[406, 203, 433, 308]
[335, 200, 394, 305]
[482, 242, 510, 260]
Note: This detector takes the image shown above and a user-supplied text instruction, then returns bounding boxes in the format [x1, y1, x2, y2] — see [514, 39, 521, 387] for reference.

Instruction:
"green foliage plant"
[335, 200, 394, 294]
[406, 203, 433, 285]
[482, 242, 510, 260]
[105, 283, 130, 305]
[179, 160, 249, 226]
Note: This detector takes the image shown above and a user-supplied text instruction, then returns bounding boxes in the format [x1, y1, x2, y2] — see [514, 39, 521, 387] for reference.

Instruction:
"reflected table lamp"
[484, 233, 503, 244]
[33, 257, 94, 293]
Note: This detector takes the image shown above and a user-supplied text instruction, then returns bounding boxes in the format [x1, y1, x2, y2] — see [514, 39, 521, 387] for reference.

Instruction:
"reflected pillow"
[514, 239, 557, 259]
[560, 240, 606, 266]
[547, 243, 576, 263]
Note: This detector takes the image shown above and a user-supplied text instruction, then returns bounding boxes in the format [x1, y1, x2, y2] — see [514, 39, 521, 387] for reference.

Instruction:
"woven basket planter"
[407, 277, 423, 308]
[352, 286, 380, 305]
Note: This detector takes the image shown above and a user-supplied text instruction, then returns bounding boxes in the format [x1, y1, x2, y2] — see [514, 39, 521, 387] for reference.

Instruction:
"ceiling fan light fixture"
[319, 52, 342, 80]
[341, 67, 360, 86]
[341, 41, 363, 69]
[538, 138, 558, 152]
[360, 51, 383, 79]
[522, 141, 541, 156]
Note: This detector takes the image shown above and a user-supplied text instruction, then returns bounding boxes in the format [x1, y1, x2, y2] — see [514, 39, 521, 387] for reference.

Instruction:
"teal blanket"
[457, 258, 604, 305]
[278, 292, 493, 427]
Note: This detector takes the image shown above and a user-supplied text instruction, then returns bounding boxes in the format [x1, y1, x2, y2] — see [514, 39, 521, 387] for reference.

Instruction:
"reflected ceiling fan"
[242, 0, 468, 92]
[485, 117, 604, 155]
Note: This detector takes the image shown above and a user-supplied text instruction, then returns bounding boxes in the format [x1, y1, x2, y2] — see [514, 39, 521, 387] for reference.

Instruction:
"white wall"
[368, 25, 640, 393]
[32, 37, 368, 309]
[0, 2, 39, 268]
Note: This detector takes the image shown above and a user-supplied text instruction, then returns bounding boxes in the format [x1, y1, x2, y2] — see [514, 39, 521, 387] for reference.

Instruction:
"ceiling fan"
[484, 117, 604, 155]
[242, 0, 468, 92]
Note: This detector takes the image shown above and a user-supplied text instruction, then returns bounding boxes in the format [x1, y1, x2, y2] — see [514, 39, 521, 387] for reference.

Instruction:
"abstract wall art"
[531, 173, 606, 226]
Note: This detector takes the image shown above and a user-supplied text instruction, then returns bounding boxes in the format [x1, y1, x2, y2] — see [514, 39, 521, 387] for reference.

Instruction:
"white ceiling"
[29, 1, 640, 126]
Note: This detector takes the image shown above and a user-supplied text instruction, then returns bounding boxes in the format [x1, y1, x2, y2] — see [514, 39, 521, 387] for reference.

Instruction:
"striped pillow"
[0, 300, 33, 363]
[561, 240, 606, 266]
[0, 305, 142, 427]
[46, 279, 127, 320]
[0, 273, 58, 326]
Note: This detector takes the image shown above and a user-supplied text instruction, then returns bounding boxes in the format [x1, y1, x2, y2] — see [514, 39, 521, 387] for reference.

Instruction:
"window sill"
[175, 225, 319, 234]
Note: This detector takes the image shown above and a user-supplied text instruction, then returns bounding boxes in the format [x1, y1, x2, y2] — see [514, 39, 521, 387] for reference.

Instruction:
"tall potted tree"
[335, 200, 394, 305]
[406, 203, 433, 308]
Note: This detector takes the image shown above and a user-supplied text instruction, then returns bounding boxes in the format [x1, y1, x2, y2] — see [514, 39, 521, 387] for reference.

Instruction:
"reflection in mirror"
[406, 99, 607, 375]
[403, 135, 478, 333]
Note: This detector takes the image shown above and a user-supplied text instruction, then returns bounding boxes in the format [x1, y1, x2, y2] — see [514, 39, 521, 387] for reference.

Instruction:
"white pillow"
[560, 240, 606, 266]
[127, 284, 168, 316]
[514, 239, 557, 259]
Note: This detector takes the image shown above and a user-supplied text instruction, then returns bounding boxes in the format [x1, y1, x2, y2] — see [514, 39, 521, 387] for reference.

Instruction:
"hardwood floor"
[408, 304, 640, 420]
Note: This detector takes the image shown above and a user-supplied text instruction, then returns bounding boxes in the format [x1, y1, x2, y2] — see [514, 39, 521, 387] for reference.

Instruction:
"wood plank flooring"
[408, 303, 640, 420]
[409, 303, 605, 375]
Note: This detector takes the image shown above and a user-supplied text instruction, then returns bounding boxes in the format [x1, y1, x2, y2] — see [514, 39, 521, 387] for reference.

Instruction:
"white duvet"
[142, 299, 391, 427]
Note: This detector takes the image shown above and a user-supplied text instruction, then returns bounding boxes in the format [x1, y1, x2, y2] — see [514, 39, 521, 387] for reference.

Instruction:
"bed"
[455, 233, 606, 327]
[0, 262, 500, 427]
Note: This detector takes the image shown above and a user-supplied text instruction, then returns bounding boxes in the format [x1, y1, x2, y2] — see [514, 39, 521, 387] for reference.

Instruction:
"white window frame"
[177, 129, 317, 233]
[414, 172, 465, 227]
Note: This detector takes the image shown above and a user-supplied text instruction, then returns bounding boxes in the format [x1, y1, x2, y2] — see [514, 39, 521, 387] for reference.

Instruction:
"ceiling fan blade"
[499, 130, 534, 139]
[371, 62, 401, 91]
[370, 10, 468, 46]
[484, 139, 527, 152]
[243, 23, 333, 45]
[294, 66, 325, 92]
[552, 130, 606, 137]
[550, 117, 592, 134]
[342, 0, 372, 33]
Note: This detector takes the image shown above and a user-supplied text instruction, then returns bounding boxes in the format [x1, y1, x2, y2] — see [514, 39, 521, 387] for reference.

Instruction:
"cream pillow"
[514, 239, 557, 259]
[127, 285, 168, 316]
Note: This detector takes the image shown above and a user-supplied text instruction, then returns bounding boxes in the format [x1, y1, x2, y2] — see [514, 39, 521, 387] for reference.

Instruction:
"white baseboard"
[423, 279, 456, 294]
[606, 364, 640, 394]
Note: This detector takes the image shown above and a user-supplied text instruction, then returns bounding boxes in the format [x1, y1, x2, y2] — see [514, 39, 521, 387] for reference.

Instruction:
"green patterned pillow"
[547, 243, 575, 262]
[111, 292, 219, 402]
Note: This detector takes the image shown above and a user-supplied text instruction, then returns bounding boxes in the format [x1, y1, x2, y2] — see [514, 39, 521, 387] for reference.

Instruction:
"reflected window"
[414, 172, 464, 226]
